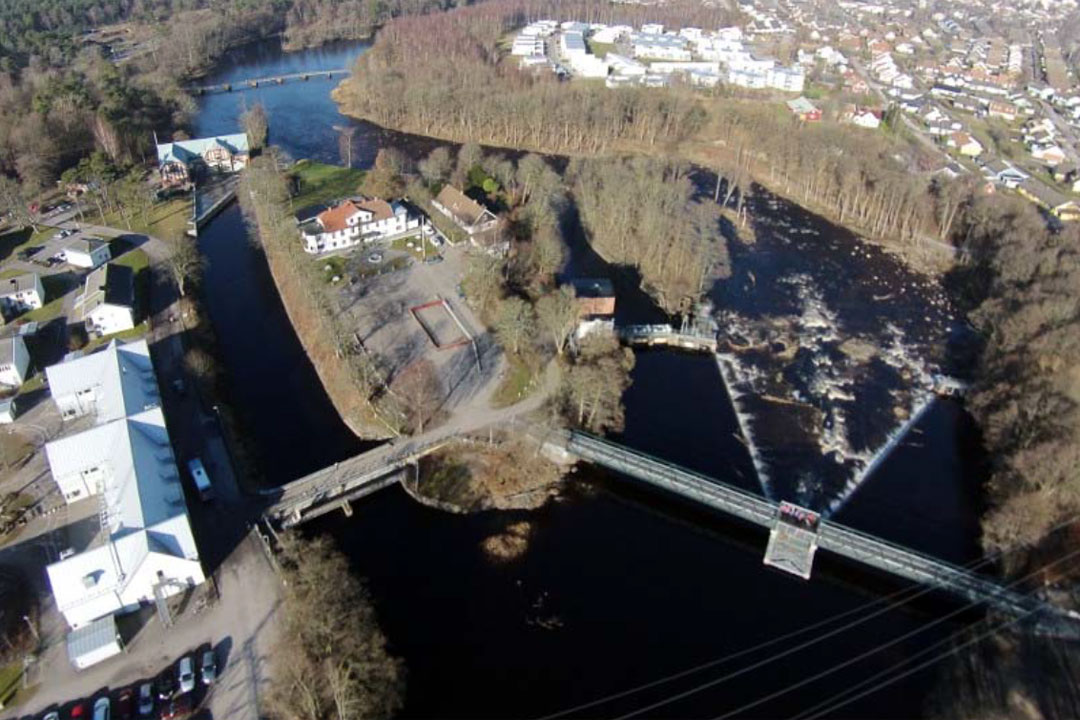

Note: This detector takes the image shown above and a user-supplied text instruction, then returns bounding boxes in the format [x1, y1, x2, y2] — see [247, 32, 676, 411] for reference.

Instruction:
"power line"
[799, 610, 1037, 720]
[709, 544, 1080, 720]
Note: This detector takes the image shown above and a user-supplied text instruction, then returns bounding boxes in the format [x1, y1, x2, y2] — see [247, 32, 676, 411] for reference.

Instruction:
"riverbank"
[236, 161, 396, 441]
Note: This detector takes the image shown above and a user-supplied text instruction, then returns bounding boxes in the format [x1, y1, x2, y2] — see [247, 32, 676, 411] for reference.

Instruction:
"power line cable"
[711, 543, 1080, 719]
[533, 513, 1080, 720]
[798, 610, 1037, 720]
[704, 544, 1080, 720]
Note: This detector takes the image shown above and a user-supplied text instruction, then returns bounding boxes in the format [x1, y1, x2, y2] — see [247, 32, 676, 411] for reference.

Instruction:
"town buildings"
[300, 197, 421, 255]
[432, 186, 499, 239]
[43, 340, 205, 629]
[155, 133, 250, 188]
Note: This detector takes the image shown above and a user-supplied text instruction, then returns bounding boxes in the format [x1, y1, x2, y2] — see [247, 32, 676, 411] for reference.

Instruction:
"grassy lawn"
[491, 354, 539, 408]
[16, 373, 45, 396]
[0, 659, 34, 711]
[390, 235, 441, 260]
[112, 247, 150, 273]
[586, 39, 614, 58]
[84, 196, 191, 240]
[318, 255, 347, 284]
[84, 321, 149, 353]
[290, 160, 365, 212]
[0, 226, 56, 264]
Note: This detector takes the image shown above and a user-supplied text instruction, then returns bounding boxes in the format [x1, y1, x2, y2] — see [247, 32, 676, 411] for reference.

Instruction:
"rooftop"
[156, 133, 250, 166]
[0, 272, 40, 297]
[78, 264, 135, 318]
[434, 185, 494, 227]
[45, 340, 159, 425]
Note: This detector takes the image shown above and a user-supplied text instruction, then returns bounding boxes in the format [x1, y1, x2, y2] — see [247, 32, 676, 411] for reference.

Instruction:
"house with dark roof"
[299, 196, 420, 254]
[76, 264, 136, 338]
[155, 133, 250, 187]
[432, 186, 498, 238]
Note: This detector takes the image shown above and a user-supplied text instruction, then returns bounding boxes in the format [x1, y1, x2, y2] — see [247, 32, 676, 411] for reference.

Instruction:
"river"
[194, 38, 986, 718]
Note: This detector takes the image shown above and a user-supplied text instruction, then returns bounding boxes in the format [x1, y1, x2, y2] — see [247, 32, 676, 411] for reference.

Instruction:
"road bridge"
[565, 431, 1080, 637]
[192, 69, 348, 94]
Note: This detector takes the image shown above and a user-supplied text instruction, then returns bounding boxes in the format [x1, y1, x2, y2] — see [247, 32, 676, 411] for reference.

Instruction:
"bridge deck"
[566, 432, 1072, 631]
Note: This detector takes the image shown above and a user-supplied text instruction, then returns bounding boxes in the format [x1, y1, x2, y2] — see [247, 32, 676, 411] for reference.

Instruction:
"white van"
[187, 458, 214, 501]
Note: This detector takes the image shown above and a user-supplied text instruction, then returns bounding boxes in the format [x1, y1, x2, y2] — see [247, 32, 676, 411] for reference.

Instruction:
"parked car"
[159, 693, 191, 720]
[155, 667, 177, 700]
[137, 682, 154, 717]
[177, 656, 195, 694]
[69, 703, 87, 719]
[17, 245, 42, 260]
[42, 712, 60, 720]
[116, 688, 134, 720]
[200, 650, 217, 686]
[93, 697, 110, 720]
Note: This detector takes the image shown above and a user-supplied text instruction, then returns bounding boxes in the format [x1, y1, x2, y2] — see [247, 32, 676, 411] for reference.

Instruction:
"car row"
[38, 650, 217, 720]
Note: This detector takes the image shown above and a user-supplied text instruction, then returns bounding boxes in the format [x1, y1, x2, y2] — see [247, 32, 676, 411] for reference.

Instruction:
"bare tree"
[536, 285, 578, 356]
[164, 229, 204, 297]
[494, 296, 536, 355]
[240, 102, 269, 151]
[337, 126, 358, 168]
[391, 358, 443, 434]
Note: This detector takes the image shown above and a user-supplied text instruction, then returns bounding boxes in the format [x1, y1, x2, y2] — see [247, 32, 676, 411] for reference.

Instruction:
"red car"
[160, 693, 191, 720]
[69, 704, 87, 719]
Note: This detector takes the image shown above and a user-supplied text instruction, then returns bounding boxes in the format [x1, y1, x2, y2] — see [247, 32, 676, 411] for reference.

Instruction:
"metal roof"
[66, 614, 120, 659]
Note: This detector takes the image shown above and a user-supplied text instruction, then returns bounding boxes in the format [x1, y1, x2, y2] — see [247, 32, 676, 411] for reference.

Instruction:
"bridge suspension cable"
[625, 543, 1080, 720]
[532, 512, 1080, 720]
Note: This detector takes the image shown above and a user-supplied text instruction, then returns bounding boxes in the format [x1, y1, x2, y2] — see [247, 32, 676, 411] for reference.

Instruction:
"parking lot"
[337, 242, 503, 414]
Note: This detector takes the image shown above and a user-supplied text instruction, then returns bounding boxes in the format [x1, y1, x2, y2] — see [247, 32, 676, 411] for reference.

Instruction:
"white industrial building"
[76, 264, 136, 338]
[43, 340, 205, 630]
[63, 237, 112, 270]
[631, 33, 692, 61]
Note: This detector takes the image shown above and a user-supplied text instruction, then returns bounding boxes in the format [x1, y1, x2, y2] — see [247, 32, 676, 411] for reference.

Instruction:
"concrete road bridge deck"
[191, 69, 348, 94]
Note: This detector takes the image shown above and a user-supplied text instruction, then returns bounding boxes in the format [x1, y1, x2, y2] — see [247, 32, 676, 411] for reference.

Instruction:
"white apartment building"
[64, 237, 111, 270]
[300, 197, 420, 255]
[0, 335, 29, 387]
[76, 264, 136, 338]
[43, 340, 205, 629]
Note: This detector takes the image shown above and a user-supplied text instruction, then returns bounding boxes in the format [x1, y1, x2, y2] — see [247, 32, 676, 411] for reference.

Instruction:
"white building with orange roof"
[300, 196, 421, 254]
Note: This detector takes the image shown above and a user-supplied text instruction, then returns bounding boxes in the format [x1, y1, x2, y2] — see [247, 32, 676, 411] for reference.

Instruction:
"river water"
[194, 38, 987, 718]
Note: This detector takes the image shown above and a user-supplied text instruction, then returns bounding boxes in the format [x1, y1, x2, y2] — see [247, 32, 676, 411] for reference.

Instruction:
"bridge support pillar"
[341, 500, 353, 518]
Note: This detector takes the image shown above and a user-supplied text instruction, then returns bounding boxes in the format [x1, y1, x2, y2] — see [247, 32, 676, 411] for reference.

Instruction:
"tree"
[461, 254, 503, 316]
[536, 285, 578, 356]
[419, 146, 452, 185]
[265, 533, 404, 720]
[359, 148, 405, 198]
[240, 102, 269, 151]
[337, 126, 357, 168]
[494, 296, 535, 356]
[0, 176, 39, 232]
[391, 357, 443, 433]
[164, 229, 204, 297]
[456, 142, 483, 179]
[561, 333, 634, 433]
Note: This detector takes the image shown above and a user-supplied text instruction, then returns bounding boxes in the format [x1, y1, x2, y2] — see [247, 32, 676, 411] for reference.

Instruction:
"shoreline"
[330, 83, 956, 278]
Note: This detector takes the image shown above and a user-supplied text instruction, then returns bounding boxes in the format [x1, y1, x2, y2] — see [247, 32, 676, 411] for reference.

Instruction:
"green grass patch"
[112, 247, 150, 273]
[0, 659, 34, 711]
[16, 373, 45, 396]
[84, 321, 149, 353]
[0, 269, 27, 280]
[84, 196, 192, 240]
[290, 160, 366, 213]
[390, 235, 440, 260]
[0, 226, 47, 264]
[318, 255, 347, 284]
[491, 354, 539, 408]
[586, 39, 614, 58]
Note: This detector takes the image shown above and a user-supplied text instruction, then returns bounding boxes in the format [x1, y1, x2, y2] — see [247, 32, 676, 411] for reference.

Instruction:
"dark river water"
[195, 38, 987, 719]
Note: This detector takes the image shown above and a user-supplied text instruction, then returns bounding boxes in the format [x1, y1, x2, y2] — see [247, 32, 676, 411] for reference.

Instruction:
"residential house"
[432, 186, 499, 239]
[786, 97, 822, 121]
[300, 197, 420, 255]
[987, 100, 1018, 121]
[63, 238, 111, 270]
[0, 273, 44, 319]
[948, 132, 984, 157]
[0, 398, 16, 424]
[0, 335, 29, 387]
[1031, 145, 1067, 167]
[842, 106, 883, 129]
[155, 133, 250, 188]
[982, 159, 1029, 188]
[76, 264, 136, 338]
[570, 278, 616, 318]
[1017, 180, 1080, 221]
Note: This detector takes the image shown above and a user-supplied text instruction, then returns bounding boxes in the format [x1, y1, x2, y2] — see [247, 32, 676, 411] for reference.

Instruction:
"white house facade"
[43, 341, 204, 629]
[64, 238, 112, 269]
[0, 336, 29, 387]
[76, 264, 136, 338]
[0, 273, 44, 318]
[300, 198, 420, 255]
